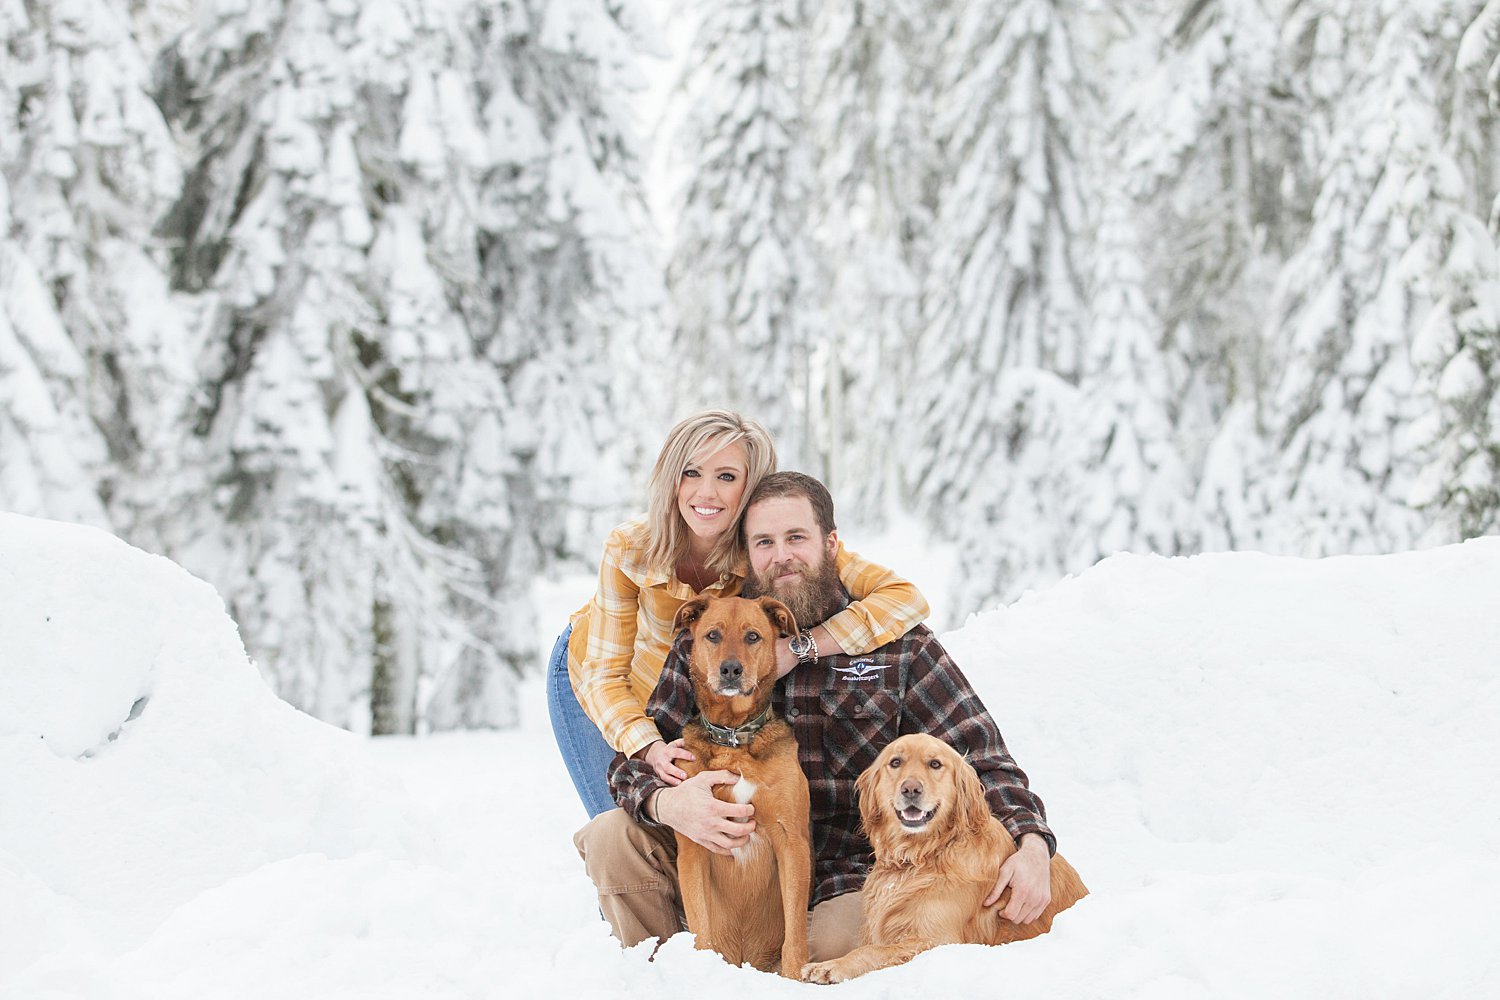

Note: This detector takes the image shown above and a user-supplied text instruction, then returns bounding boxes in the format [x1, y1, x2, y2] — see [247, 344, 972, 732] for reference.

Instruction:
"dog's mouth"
[709, 678, 758, 698]
[896, 804, 936, 830]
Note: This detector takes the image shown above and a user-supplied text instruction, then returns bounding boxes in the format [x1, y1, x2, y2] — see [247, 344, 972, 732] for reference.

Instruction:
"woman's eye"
[706, 629, 721, 643]
[928, 759, 943, 770]
[888, 757, 903, 768]
[683, 469, 700, 478]
[745, 631, 761, 644]
[718, 472, 737, 481]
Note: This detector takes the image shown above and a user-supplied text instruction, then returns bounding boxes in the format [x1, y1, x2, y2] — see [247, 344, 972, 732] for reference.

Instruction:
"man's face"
[744, 495, 839, 625]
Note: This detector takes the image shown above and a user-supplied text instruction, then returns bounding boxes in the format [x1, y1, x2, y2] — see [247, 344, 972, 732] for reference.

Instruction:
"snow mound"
[0, 513, 420, 979]
[4, 513, 1499, 998]
[946, 542, 1500, 868]
[925, 540, 1500, 997]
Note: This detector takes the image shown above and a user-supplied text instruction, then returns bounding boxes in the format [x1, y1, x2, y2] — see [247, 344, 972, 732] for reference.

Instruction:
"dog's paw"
[800, 960, 847, 984]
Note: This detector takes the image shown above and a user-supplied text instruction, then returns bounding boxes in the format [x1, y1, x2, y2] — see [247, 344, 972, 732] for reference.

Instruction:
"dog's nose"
[899, 779, 923, 800]
[719, 660, 743, 683]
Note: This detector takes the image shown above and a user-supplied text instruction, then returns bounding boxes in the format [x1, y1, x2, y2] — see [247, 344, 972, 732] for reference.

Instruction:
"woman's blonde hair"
[640, 409, 777, 578]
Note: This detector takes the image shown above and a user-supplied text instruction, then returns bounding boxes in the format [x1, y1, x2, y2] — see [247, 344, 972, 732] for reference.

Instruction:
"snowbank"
[0, 513, 420, 992]
[938, 542, 1500, 997]
[3, 511, 1498, 998]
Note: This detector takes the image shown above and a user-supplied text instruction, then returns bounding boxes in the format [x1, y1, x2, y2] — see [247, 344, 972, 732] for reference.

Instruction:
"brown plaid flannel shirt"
[606, 622, 1056, 908]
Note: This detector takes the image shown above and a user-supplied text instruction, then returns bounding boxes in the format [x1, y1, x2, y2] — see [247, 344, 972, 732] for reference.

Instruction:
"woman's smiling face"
[676, 441, 749, 545]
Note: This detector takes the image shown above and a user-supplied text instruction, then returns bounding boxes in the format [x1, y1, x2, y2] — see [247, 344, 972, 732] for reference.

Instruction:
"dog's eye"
[706, 629, 722, 643]
[887, 756, 903, 768]
[928, 759, 943, 770]
[744, 630, 761, 644]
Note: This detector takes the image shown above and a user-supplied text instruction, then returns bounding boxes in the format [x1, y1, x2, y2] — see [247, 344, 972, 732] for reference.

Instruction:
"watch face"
[790, 632, 816, 660]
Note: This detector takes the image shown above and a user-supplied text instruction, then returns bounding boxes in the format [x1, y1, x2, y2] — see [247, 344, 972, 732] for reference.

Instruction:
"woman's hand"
[639, 738, 695, 785]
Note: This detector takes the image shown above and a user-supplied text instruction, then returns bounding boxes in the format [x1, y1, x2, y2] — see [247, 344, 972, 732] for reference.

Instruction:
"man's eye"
[888, 757, 903, 768]
[745, 631, 761, 644]
[928, 759, 943, 770]
[706, 629, 721, 643]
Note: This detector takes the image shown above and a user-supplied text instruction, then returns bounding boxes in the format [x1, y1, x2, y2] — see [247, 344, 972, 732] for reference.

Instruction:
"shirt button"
[787, 708, 800, 718]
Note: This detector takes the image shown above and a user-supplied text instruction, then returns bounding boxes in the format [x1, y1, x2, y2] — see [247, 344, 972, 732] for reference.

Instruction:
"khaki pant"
[573, 808, 863, 963]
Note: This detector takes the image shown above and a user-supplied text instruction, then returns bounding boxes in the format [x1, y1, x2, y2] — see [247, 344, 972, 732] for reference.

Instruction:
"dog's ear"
[756, 597, 798, 639]
[673, 597, 711, 636]
[856, 748, 892, 853]
[954, 750, 992, 835]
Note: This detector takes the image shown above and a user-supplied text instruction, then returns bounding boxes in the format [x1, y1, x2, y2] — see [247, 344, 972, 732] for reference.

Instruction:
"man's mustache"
[762, 561, 812, 587]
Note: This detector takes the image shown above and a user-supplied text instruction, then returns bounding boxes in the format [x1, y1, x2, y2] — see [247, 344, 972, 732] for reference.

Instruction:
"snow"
[4, 511, 1500, 998]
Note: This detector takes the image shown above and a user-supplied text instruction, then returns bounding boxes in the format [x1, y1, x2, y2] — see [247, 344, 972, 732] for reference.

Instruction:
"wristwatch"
[788, 629, 819, 663]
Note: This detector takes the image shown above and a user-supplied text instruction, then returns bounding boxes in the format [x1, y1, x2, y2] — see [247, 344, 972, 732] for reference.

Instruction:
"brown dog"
[672, 595, 813, 978]
[802, 733, 1088, 983]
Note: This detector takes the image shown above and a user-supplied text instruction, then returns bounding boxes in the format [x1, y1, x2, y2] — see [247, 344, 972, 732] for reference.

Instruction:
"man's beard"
[742, 552, 847, 630]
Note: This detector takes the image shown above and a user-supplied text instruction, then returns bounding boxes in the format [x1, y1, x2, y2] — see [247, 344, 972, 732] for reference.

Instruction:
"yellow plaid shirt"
[567, 517, 930, 756]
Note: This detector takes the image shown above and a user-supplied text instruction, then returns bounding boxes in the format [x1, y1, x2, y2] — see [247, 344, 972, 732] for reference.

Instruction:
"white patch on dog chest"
[731, 830, 767, 865]
[729, 776, 761, 864]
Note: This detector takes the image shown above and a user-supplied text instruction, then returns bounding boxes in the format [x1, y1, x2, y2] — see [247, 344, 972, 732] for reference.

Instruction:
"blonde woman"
[547, 409, 930, 816]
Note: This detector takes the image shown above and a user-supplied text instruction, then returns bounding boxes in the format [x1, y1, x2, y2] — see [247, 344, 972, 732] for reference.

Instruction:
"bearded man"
[572, 472, 1058, 963]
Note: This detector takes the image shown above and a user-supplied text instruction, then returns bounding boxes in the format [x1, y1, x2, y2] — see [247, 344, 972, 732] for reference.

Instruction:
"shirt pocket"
[820, 687, 900, 780]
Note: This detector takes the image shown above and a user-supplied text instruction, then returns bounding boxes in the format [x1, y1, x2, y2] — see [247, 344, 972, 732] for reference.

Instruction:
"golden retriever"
[672, 595, 813, 979]
[802, 733, 1087, 983]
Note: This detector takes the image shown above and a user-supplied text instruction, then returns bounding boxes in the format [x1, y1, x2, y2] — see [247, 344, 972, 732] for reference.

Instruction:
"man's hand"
[774, 625, 846, 680]
[637, 738, 694, 785]
[652, 770, 756, 855]
[985, 833, 1052, 924]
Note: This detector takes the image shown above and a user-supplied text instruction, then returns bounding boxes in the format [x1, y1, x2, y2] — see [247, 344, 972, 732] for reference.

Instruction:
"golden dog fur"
[802, 733, 1087, 983]
[672, 596, 813, 979]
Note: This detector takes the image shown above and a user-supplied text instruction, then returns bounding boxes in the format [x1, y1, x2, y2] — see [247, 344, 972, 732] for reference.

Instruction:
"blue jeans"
[546, 625, 618, 819]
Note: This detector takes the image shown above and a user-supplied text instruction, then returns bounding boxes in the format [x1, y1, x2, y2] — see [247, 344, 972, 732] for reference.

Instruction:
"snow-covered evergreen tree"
[1121, 0, 1306, 488]
[432, 0, 671, 722]
[1258, 0, 1481, 553]
[909, 0, 1094, 612]
[471, 0, 671, 559]
[0, 234, 109, 526]
[805, 0, 938, 522]
[0, 0, 189, 529]
[664, 0, 823, 470]
[1410, 0, 1500, 541]
[144, 0, 480, 733]
[1069, 188, 1198, 569]
[144, 0, 663, 733]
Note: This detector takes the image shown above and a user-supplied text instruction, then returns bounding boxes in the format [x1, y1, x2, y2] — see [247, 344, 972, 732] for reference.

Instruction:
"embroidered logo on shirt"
[833, 660, 886, 682]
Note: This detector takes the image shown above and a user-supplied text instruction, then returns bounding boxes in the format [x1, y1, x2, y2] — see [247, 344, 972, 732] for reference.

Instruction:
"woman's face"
[677, 441, 750, 546]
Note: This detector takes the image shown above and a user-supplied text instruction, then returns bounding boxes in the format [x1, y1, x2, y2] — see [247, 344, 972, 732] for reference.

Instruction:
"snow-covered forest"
[4, 0, 1498, 734]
